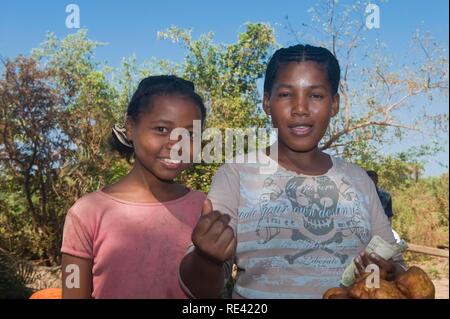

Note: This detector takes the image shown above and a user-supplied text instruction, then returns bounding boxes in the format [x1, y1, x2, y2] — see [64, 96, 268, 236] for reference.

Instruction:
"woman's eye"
[278, 91, 291, 98]
[311, 94, 324, 100]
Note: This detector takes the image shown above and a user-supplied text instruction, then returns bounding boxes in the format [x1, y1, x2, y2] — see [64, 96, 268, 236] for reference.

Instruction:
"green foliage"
[159, 23, 276, 190]
[354, 144, 442, 191]
[0, 25, 276, 263]
[392, 173, 449, 247]
[0, 32, 124, 264]
[31, 29, 105, 96]
[158, 23, 274, 128]
[351, 143, 448, 248]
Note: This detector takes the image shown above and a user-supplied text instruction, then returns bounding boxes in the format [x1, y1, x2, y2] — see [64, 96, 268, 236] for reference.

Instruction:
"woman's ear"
[331, 93, 340, 117]
[263, 93, 271, 116]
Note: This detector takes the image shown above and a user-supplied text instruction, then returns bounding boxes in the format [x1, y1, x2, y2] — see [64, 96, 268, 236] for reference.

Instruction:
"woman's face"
[264, 61, 339, 153]
[127, 94, 202, 181]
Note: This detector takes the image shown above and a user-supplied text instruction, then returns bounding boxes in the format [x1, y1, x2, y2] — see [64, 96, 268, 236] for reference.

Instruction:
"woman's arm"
[61, 253, 93, 299]
[179, 250, 228, 298]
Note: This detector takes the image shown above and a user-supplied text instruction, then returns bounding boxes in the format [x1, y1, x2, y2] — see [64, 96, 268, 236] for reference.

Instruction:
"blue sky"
[1, 0, 448, 176]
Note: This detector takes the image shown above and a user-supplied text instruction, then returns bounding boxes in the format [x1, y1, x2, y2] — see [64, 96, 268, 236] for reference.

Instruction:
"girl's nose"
[165, 136, 180, 149]
[165, 135, 185, 157]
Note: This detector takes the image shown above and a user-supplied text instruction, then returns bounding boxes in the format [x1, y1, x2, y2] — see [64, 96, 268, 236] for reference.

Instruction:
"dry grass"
[404, 252, 449, 280]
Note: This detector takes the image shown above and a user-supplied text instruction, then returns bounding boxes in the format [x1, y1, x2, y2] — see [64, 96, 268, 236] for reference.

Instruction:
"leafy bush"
[0, 248, 33, 299]
[392, 173, 449, 247]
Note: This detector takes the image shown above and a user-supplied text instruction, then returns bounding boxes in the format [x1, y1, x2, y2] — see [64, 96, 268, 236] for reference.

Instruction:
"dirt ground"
[432, 279, 449, 299]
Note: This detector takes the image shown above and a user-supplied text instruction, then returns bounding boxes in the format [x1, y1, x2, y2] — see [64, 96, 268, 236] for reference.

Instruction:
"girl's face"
[127, 94, 202, 181]
[263, 61, 339, 153]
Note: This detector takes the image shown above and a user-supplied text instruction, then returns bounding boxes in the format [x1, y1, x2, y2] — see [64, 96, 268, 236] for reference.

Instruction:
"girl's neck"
[104, 162, 188, 203]
[273, 141, 332, 176]
[129, 163, 176, 192]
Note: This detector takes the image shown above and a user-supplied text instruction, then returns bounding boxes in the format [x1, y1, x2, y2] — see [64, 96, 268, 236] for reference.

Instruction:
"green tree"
[0, 24, 276, 264]
[158, 23, 275, 130]
[0, 31, 121, 264]
[157, 23, 276, 191]
[356, 144, 442, 191]
[0, 56, 66, 263]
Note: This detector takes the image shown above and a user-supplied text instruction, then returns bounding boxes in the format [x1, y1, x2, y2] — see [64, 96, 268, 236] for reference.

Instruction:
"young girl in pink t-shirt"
[61, 75, 207, 298]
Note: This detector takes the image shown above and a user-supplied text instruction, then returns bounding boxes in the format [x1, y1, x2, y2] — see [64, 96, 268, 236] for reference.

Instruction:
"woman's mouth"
[158, 158, 183, 170]
[288, 124, 313, 136]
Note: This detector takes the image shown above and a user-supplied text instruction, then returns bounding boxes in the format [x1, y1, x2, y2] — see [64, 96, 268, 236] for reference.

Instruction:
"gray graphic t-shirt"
[208, 153, 397, 299]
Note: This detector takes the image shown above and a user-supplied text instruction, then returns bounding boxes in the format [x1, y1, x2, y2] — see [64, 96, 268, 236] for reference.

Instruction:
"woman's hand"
[354, 251, 405, 281]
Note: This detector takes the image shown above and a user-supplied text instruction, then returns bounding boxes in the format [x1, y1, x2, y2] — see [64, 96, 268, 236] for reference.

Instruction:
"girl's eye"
[155, 127, 168, 133]
[311, 94, 324, 100]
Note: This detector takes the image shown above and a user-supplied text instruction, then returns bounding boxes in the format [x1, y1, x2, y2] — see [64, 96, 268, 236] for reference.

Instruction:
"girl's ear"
[331, 93, 340, 117]
[263, 93, 271, 116]
[125, 117, 134, 141]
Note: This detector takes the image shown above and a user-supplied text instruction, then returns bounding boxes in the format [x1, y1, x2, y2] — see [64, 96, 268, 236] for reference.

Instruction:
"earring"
[112, 124, 133, 148]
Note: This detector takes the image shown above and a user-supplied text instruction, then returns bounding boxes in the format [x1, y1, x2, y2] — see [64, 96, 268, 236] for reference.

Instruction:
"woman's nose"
[292, 94, 309, 116]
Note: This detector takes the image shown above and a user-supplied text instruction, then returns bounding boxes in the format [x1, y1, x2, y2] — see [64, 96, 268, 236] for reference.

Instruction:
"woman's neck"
[273, 141, 332, 175]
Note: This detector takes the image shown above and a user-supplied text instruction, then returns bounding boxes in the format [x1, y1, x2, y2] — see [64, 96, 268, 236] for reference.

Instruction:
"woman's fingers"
[361, 251, 371, 267]
[368, 252, 396, 273]
[354, 255, 365, 277]
[354, 252, 396, 281]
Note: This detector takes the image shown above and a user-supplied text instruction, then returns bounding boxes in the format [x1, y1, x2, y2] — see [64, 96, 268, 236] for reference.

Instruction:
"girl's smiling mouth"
[158, 158, 183, 169]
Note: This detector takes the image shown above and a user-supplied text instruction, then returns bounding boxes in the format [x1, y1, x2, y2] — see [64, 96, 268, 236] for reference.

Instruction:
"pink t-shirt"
[61, 189, 205, 299]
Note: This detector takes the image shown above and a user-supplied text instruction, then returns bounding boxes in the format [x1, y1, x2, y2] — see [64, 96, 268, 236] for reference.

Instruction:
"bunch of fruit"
[323, 266, 435, 299]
